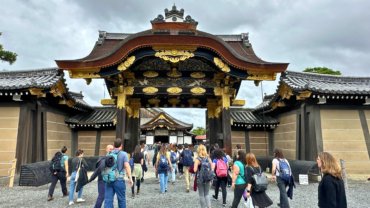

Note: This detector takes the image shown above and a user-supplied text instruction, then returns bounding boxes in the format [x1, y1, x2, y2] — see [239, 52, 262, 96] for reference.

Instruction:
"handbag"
[243, 196, 254, 208]
[193, 173, 198, 191]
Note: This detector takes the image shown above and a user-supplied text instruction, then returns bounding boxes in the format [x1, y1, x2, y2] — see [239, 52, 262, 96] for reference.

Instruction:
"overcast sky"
[1, 0, 370, 128]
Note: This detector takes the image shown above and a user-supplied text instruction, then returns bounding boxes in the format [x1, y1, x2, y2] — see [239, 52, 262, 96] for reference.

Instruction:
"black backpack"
[50, 152, 64, 172]
[197, 157, 215, 184]
[248, 166, 268, 192]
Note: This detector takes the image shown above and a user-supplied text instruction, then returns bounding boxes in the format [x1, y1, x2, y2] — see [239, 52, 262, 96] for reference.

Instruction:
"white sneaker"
[76, 198, 85, 203]
[68, 201, 74, 206]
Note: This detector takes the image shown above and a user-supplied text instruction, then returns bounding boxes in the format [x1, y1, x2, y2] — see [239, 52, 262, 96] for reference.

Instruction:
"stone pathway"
[0, 164, 369, 207]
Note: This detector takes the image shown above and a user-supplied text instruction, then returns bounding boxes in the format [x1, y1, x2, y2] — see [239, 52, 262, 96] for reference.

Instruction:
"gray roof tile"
[230, 108, 278, 125]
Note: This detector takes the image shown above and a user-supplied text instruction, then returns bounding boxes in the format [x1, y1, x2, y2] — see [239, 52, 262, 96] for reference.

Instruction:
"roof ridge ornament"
[151, 6, 198, 27]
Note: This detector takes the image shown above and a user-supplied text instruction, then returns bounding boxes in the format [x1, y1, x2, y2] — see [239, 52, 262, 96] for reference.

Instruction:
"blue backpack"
[197, 157, 215, 184]
[182, 149, 193, 166]
[278, 159, 291, 183]
[158, 154, 169, 173]
[102, 151, 122, 183]
[170, 152, 177, 164]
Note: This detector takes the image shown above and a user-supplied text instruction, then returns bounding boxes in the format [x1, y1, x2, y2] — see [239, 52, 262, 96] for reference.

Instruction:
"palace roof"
[141, 111, 193, 130]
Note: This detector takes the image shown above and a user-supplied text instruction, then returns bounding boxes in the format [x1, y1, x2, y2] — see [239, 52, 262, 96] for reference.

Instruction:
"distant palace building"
[0, 6, 369, 176]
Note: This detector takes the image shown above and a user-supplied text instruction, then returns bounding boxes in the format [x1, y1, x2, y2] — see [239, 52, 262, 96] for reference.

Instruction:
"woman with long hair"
[131, 144, 144, 198]
[245, 153, 273, 207]
[231, 150, 247, 208]
[155, 144, 172, 193]
[271, 148, 291, 208]
[212, 149, 228, 207]
[317, 152, 347, 208]
[193, 144, 215, 208]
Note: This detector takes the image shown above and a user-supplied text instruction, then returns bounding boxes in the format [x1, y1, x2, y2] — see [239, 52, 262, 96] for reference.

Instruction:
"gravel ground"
[1, 155, 370, 207]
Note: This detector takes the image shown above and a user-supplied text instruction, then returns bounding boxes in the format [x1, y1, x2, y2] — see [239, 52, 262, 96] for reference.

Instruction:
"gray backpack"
[249, 166, 268, 192]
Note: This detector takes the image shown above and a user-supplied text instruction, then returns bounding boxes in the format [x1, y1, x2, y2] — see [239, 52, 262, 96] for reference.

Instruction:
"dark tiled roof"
[230, 108, 278, 125]
[0, 68, 61, 90]
[281, 71, 370, 95]
[67, 91, 93, 111]
[65, 107, 116, 127]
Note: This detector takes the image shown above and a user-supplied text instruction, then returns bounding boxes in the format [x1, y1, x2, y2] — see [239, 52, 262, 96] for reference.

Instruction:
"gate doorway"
[154, 136, 169, 144]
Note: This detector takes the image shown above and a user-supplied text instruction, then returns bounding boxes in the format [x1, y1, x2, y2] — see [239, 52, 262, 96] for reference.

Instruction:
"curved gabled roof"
[56, 30, 288, 72]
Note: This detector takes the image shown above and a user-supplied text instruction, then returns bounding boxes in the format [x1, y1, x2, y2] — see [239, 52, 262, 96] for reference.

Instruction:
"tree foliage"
[191, 127, 206, 135]
[0, 33, 17, 65]
[303, 67, 341, 75]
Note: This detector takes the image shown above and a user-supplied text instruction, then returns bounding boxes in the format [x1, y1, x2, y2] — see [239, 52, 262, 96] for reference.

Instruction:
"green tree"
[191, 127, 206, 135]
[303, 67, 341, 75]
[0, 33, 17, 64]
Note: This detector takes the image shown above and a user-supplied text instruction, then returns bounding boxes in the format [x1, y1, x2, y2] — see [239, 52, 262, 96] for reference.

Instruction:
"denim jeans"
[94, 180, 105, 208]
[69, 171, 83, 202]
[198, 182, 211, 208]
[170, 163, 177, 182]
[104, 179, 126, 208]
[159, 173, 168, 193]
[277, 176, 290, 208]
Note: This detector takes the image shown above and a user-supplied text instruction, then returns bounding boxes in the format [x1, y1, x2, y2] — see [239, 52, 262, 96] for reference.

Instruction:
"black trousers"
[231, 183, 247, 208]
[214, 176, 228, 204]
[48, 171, 67, 197]
[131, 177, 141, 194]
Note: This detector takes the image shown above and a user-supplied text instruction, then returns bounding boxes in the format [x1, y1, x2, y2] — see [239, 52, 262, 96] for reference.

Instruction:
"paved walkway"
[0, 163, 369, 207]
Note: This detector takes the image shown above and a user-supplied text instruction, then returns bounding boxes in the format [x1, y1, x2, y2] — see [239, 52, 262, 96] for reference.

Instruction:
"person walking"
[193, 144, 215, 208]
[152, 144, 161, 181]
[104, 138, 133, 208]
[271, 148, 292, 208]
[48, 146, 69, 201]
[169, 145, 179, 184]
[180, 143, 194, 193]
[177, 144, 184, 177]
[140, 141, 149, 183]
[88, 145, 114, 208]
[155, 144, 172, 193]
[317, 152, 347, 208]
[230, 150, 247, 208]
[245, 152, 273, 208]
[212, 149, 228, 207]
[68, 149, 88, 206]
[131, 144, 144, 198]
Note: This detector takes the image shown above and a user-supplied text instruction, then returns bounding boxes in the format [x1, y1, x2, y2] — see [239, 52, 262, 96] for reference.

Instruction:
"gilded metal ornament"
[190, 87, 206, 95]
[168, 98, 180, 107]
[142, 87, 158, 95]
[213, 57, 230, 73]
[188, 98, 200, 105]
[167, 68, 182, 78]
[167, 87, 183, 95]
[148, 98, 161, 106]
[190, 72, 206, 79]
[143, 71, 159, 78]
[247, 72, 276, 81]
[117, 56, 136, 71]
[155, 50, 194, 63]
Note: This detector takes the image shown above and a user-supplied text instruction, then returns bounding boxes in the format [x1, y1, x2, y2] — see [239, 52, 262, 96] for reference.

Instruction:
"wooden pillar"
[207, 99, 221, 149]
[115, 86, 133, 149]
[95, 130, 101, 156]
[71, 129, 78, 156]
[222, 108, 232, 156]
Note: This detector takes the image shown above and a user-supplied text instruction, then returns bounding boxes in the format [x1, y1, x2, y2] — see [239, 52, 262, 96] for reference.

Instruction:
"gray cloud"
[1, 0, 370, 128]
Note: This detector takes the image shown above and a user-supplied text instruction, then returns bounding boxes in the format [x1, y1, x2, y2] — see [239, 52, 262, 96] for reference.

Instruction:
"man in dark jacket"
[88, 145, 114, 208]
